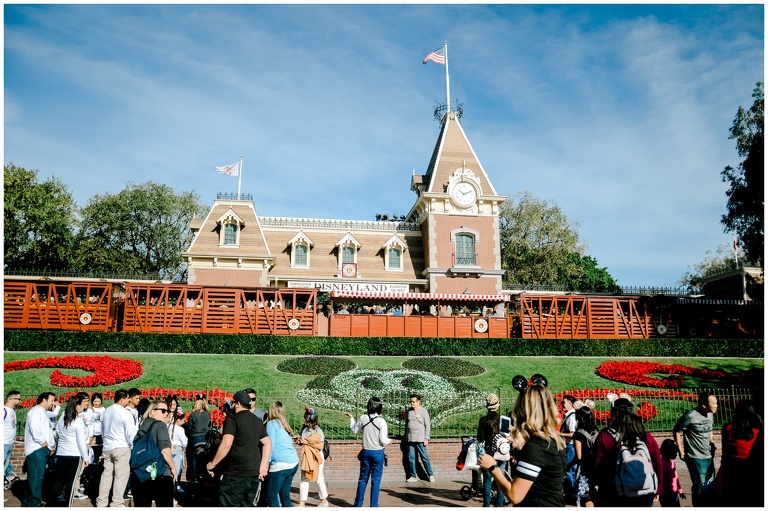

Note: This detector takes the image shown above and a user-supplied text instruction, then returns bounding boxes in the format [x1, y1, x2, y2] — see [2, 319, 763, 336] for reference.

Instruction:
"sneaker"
[74, 493, 88, 500]
[429, 475, 436, 482]
[318, 503, 329, 508]
[406, 477, 417, 482]
[176, 486, 185, 494]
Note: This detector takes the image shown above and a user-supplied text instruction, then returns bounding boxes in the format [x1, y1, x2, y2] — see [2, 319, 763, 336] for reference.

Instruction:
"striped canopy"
[329, 290, 510, 302]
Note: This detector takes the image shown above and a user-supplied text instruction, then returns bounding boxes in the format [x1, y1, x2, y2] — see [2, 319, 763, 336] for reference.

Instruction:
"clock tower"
[407, 111, 507, 294]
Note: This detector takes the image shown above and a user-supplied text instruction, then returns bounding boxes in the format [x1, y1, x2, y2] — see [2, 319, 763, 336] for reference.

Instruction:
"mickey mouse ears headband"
[512, 374, 548, 392]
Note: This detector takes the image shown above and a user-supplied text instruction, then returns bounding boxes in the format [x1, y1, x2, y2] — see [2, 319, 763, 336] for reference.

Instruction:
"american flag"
[423, 47, 445, 65]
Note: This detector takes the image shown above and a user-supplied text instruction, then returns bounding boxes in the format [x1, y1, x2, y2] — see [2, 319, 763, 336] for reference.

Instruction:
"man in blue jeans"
[23, 392, 56, 507]
[674, 392, 718, 506]
[404, 394, 435, 483]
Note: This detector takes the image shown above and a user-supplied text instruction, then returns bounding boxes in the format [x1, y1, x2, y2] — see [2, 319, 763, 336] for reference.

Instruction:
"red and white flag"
[423, 47, 445, 65]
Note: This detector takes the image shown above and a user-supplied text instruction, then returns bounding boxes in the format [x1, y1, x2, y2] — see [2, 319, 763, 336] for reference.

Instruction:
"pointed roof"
[423, 112, 498, 196]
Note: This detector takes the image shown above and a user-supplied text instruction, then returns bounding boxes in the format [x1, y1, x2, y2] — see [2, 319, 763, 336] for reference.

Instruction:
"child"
[659, 439, 686, 507]
[295, 407, 329, 507]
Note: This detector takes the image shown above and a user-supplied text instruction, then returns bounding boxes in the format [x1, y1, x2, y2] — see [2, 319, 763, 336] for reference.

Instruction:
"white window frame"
[383, 234, 406, 271]
[335, 232, 362, 269]
[289, 230, 313, 268]
[217, 209, 244, 247]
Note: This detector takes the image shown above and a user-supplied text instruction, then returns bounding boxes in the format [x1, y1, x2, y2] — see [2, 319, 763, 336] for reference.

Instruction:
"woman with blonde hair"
[265, 401, 299, 507]
[185, 393, 211, 486]
[130, 399, 177, 507]
[479, 384, 567, 506]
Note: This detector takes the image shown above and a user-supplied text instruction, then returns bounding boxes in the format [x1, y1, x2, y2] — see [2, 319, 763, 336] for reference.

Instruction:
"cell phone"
[499, 415, 511, 435]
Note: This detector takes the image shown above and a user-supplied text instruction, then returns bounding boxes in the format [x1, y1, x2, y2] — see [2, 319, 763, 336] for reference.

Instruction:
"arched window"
[388, 247, 401, 269]
[294, 244, 308, 266]
[455, 233, 475, 266]
[342, 246, 356, 264]
[223, 223, 238, 245]
[289, 230, 313, 268]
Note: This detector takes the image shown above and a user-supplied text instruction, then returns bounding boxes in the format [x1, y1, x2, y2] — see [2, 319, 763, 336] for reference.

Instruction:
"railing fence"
[9, 386, 752, 439]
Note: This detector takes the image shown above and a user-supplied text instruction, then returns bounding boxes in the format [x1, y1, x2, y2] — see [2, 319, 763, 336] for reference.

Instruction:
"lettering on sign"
[287, 281, 410, 293]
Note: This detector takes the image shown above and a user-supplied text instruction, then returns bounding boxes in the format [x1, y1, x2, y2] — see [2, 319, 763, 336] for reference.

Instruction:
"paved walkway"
[4, 466, 694, 507]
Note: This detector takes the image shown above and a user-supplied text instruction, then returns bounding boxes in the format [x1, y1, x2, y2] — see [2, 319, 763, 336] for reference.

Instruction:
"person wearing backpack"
[476, 393, 505, 507]
[590, 398, 662, 507]
[572, 404, 598, 506]
[344, 396, 390, 507]
[129, 399, 176, 507]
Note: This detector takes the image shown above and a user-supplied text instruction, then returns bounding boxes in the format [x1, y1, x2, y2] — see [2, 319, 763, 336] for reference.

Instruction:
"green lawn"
[4, 352, 762, 437]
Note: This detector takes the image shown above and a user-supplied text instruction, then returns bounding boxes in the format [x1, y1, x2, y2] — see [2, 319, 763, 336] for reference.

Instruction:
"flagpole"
[444, 41, 450, 113]
[237, 156, 243, 200]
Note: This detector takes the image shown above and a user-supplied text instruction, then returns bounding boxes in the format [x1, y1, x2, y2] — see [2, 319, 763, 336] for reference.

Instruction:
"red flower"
[4, 356, 143, 388]
[595, 361, 740, 389]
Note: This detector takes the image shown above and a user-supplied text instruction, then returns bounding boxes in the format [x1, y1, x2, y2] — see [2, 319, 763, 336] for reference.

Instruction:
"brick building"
[182, 111, 507, 299]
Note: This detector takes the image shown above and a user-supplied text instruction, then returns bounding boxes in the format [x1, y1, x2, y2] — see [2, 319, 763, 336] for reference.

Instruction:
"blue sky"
[4, 4, 763, 287]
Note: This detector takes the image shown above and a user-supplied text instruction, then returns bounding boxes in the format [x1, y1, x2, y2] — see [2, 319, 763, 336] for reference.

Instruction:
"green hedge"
[4, 330, 763, 358]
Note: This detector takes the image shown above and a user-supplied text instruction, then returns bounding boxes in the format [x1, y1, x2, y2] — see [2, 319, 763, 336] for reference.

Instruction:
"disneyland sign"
[287, 281, 410, 293]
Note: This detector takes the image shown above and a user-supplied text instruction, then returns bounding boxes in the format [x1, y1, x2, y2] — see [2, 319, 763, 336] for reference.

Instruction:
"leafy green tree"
[75, 182, 206, 280]
[557, 253, 621, 293]
[678, 243, 740, 290]
[3, 164, 78, 271]
[499, 191, 584, 285]
[721, 82, 763, 266]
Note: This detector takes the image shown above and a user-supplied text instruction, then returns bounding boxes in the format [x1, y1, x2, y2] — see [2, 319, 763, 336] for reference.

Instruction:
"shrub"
[3, 330, 763, 358]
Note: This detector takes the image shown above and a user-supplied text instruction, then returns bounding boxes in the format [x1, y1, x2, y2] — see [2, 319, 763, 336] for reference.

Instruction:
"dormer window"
[217, 208, 245, 247]
[335, 232, 362, 269]
[289, 230, 313, 268]
[383, 235, 406, 271]
[223, 223, 238, 245]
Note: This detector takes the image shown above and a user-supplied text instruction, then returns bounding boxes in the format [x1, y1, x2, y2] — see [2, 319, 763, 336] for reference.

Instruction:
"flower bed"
[4, 355, 143, 388]
[595, 361, 736, 388]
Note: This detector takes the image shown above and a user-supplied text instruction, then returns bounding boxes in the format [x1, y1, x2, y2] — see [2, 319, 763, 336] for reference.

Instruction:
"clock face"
[452, 182, 477, 207]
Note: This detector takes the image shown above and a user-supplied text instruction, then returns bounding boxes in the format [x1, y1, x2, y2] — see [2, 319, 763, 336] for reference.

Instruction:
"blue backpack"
[130, 421, 167, 483]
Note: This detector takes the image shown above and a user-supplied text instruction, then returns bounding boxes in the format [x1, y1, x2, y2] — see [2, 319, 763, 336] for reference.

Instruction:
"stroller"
[456, 436, 498, 502]
[187, 427, 222, 506]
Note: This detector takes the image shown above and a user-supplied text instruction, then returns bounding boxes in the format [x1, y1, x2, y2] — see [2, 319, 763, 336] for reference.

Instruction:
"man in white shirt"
[23, 392, 57, 507]
[126, 388, 142, 427]
[96, 390, 137, 508]
[4, 390, 20, 483]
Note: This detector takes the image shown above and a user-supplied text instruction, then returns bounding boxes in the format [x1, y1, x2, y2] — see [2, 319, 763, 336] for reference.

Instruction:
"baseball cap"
[232, 391, 251, 407]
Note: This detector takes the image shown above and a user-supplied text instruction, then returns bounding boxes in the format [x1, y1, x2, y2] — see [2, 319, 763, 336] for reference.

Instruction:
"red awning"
[329, 290, 510, 302]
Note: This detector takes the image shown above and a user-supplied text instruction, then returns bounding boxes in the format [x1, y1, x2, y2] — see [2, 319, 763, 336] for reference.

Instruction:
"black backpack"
[322, 439, 331, 460]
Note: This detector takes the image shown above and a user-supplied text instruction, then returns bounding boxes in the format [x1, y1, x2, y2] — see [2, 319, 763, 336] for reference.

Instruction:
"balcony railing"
[453, 253, 477, 266]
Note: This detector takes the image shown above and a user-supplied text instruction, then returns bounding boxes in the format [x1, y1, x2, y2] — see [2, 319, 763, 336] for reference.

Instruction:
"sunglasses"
[155, 408, 169, 414]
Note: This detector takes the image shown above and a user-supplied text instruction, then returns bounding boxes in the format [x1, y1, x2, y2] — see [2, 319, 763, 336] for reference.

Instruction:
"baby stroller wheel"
[4, 478, 10, 491]
[459, 485, 473, 501]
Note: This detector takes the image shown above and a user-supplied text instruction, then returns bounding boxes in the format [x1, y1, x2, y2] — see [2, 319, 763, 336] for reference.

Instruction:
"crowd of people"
[3, 383, 763, 508]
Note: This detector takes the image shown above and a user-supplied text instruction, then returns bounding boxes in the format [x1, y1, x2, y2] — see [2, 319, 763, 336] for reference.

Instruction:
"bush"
[3, 330, 763, 358]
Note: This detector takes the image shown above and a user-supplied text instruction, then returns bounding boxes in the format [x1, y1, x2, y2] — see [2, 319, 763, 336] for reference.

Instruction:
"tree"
[721, 82, 763, 266]
[75, 182, 206, 280]
[3, 164, 78, 271]
[499, 191, 584, 285]
[678, 243, 740, 290]
[558, 253, 621, 293]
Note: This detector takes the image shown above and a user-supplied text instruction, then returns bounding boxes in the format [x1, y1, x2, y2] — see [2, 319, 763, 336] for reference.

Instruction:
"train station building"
[182, 111, 508, 301]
